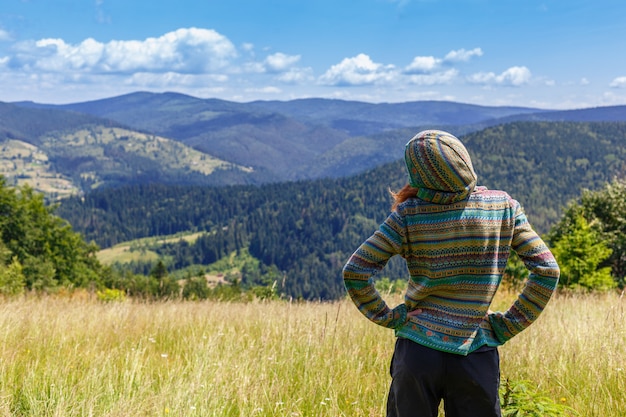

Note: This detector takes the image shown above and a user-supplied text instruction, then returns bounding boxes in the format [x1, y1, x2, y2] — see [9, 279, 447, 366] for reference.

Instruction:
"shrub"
[96, 288, 126, 302]
[500, 379, 576, 416]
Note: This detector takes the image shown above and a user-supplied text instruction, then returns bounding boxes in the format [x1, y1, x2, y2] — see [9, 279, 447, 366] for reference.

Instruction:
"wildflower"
[161, 353, 168, 358]
[560, 397, 567, 403]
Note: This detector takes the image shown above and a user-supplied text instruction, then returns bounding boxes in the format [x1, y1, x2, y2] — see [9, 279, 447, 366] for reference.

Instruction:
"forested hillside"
[57, 121, 626, 300]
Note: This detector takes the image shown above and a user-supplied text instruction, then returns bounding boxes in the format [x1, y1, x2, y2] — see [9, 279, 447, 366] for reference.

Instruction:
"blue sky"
[1, 0, 625, 109]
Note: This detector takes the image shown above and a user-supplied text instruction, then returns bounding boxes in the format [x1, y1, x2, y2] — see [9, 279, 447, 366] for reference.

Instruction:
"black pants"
[387, 338, 501, 417]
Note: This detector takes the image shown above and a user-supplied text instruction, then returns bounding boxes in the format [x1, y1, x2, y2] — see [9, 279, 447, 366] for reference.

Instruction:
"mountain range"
[3, 92, 626, 197]
[55, 120, 626, 299]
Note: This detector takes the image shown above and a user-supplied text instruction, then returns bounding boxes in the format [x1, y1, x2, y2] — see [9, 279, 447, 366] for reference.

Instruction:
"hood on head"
[404, 130, 477, 204]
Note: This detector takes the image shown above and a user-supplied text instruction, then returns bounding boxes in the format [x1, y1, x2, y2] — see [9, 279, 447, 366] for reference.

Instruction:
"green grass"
[0, 291, 623, 416]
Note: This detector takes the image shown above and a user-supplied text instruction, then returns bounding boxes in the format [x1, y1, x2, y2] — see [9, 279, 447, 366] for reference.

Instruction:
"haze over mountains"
[3, 91, 626, 197]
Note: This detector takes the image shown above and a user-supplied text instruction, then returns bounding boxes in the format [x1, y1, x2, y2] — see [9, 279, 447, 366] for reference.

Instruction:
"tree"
[182, 274, 209, 300]
[150, 259, 180, 299]
[0, 241, 25, 296]
[551, 214, 615, 291]
[549, 178, 626, 288]
[0, 177, 103, 292]
[150, 259, 169, 281]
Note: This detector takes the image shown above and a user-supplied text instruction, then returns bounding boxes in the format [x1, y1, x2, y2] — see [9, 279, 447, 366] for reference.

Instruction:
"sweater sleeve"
[489, 201, 560, 343]
[342, 211, 407, 329]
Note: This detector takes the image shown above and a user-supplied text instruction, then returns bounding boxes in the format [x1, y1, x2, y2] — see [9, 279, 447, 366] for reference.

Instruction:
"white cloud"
[443, 47, 483, 63]
[240, 52, 301, 74]
[319, 53, 396, 86]
[9, 28, 237, 74]
[580, 77, 590, 85]
[610, 76, 626, 88]
[467, 66, 532, 86]
[404, 48, 482, 74]
[276, 67, 314, 84]
[404, 56, 440, 74]
[264, 52, 301, 72]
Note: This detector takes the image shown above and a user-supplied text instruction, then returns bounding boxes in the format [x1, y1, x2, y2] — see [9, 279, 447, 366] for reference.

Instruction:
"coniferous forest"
[54, 121, 626, 300]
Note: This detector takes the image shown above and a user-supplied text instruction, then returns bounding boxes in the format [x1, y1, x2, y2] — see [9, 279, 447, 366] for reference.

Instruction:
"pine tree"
[551, 214, 615, 291]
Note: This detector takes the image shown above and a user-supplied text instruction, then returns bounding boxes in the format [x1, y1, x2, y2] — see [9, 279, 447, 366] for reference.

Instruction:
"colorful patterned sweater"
[342, 130, 560, 355]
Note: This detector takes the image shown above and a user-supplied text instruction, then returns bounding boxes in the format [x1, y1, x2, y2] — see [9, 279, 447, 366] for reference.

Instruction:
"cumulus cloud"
[443, 47, 483, 63]
[8, 28, 237, 74]
[318, 53, 396, 86]
[264, 52, 301, 72]
[467, 66, 532, 86]
[610, 76, 626, 88]
[405, 56, 440, 74]
[238, 51, 301, 74]
[404, 48, 482, 75]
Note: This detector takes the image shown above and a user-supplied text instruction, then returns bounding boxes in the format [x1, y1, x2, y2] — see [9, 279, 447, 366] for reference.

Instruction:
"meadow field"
[0, 290, 623, 417]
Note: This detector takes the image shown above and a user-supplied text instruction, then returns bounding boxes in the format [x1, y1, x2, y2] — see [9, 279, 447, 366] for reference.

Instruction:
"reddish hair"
[390, 184, 418, 211]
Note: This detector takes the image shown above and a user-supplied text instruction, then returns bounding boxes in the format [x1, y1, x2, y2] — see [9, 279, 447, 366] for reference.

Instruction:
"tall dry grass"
[0, 290, 623, 416]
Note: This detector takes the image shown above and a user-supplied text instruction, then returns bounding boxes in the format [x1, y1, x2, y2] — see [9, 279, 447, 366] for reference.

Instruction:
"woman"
[342, 130, 560, 417]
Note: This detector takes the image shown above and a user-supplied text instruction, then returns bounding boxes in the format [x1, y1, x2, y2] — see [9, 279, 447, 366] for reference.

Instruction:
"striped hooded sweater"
[342, 130, 560, 355]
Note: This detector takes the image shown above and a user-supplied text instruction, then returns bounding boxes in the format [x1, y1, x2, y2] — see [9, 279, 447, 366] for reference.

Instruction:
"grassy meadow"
[0, 290, 623, 417]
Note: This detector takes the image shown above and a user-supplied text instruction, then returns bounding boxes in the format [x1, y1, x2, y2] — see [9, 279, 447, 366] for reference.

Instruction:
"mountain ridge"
[6, 92, 626, 197]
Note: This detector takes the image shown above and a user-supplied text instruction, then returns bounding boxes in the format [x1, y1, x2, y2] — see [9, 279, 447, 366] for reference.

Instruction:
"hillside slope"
[0, 101, 255, 197]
